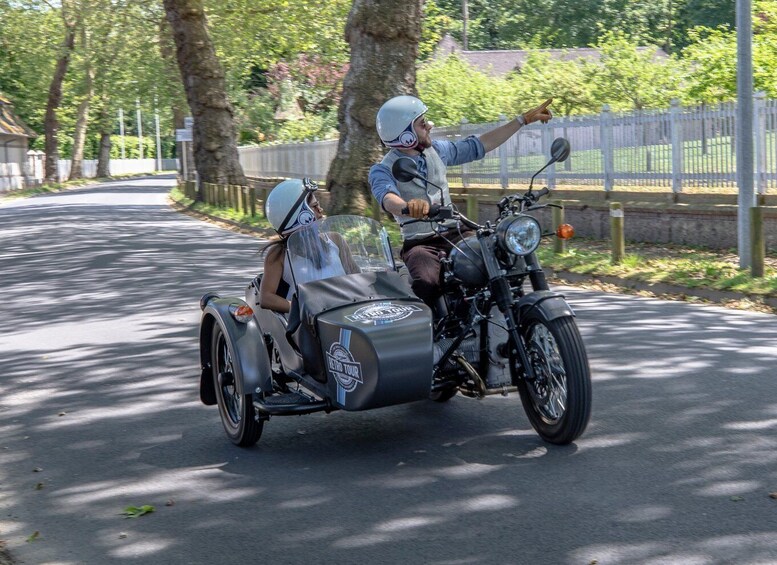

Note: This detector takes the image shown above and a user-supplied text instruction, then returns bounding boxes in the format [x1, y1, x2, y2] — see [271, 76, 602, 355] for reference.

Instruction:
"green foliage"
[588, 31, 685, 110]
[418, 55, 517, 125]
[420, 0, 455, 60]
[515, 52, 598, 116]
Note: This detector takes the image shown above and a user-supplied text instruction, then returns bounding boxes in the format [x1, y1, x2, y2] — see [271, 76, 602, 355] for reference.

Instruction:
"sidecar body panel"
[292, 271, 434, 410]
[200, 298, 273, 401]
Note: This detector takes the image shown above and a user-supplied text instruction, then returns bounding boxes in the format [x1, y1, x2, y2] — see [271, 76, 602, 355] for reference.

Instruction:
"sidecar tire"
[429, 387, 457, 402]
[211, 324, 263, 447]
[514, 314, 591, 445]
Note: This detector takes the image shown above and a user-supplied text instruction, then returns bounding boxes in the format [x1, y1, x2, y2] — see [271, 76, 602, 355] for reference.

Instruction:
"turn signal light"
[229, 304, 254, 323]
[556, 224, 575, 239]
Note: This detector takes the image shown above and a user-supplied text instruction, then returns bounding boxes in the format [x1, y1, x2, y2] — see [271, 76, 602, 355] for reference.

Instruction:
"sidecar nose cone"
[200, 292, 220, 310]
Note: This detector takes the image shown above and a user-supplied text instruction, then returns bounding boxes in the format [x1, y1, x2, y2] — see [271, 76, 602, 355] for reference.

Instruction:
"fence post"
[460, 118, 470, 189]
[751, 206, 764, 277]
[600, 104, 614, 193]
[466, 192, 479, 223]
[552, 200, 565, 254]
[670, 98, 683, 193]
[610, 202, 625, 264]
[498, 114, 509, 191]
[542, 126, 555, 189]
[249, 186, 256, 217]
[754, 91, 767, 194]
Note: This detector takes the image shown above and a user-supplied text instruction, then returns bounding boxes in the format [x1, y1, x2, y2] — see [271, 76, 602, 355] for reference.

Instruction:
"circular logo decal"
[399, 131, 417, 147]
[326, 343, 362, 392]
[298, 209, 315, 226]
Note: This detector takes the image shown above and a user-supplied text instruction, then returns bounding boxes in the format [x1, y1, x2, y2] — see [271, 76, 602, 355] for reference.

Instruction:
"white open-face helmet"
[265, 178, 319, 236]
[376, 95, 428, 149]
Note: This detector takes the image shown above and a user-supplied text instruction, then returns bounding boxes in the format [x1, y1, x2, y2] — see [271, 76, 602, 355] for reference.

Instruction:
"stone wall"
[458, 194, 777, 250]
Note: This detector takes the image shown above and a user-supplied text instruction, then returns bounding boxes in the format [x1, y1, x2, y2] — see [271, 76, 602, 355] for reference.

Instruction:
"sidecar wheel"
[429, 386, 457, 402]
[211, 324, 263, 447]
[513, 314, 591, 445]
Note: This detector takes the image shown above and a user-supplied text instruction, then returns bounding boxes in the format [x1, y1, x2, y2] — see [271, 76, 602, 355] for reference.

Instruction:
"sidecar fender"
[515, 291, 575, 323]
[199, 298, 272, 405]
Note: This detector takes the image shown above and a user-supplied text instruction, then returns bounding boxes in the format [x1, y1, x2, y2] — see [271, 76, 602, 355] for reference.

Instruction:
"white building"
[0, 94, 37, 191]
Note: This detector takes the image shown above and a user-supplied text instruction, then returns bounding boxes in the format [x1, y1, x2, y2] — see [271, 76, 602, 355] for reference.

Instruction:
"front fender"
[515, 290, 575, 324]
[199, 298, 273, 405]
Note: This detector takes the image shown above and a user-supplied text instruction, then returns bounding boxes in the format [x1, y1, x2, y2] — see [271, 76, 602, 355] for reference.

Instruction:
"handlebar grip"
[401, 206, 409, 215]
[536, 187, 550, 199]
[428, 204, 441, 217]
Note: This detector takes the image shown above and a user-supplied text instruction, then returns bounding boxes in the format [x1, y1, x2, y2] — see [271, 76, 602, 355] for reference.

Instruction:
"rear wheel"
[512, 314, 591, 445]
[211, 323, 263, 447]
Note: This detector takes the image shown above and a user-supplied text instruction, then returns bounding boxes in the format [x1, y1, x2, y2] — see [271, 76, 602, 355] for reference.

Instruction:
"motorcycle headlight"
[497, 215, 541, 256]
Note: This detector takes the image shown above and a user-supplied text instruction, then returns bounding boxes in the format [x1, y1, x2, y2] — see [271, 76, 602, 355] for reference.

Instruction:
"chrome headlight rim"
[496, 214, 542, 256]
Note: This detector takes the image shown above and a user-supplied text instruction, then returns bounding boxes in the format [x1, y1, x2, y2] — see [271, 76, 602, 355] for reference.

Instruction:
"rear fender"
[199, 298, 273, 405]
[515, 291, 574, 324]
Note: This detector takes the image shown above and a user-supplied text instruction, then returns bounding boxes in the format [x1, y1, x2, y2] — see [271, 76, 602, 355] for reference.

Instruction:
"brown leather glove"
[406, 198, 430, 219]
[522, 98, 553, 125]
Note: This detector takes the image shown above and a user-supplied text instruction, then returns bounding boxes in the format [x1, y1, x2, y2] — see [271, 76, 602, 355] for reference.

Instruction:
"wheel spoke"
[528, 322, 568, 424]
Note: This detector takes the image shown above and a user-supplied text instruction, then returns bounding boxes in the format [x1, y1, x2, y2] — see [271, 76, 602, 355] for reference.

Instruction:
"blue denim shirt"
[369, 136, 485, 209]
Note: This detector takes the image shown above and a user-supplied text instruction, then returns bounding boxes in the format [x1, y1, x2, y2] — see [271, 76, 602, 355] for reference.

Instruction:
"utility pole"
[118, 108, 126, 159]
[154, 96, 162, 171]
[136, 98, 144, 160]
[736, 0, 754, 269]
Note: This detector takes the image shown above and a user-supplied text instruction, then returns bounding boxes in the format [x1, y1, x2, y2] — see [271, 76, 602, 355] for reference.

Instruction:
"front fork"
[478, 236, 537, 382]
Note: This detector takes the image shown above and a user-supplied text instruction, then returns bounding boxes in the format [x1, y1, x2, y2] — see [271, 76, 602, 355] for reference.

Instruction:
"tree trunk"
[159, 16, 195, 194]
[69, 60, 95, 180]
[44, 3, 77, 184]
[325, 0, 423, 214]
[96, 99, 112, 178]
[163, 0, 246, 186]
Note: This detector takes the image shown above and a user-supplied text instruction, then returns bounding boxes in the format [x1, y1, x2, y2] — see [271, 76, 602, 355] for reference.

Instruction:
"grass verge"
[169, 185, 272, 229]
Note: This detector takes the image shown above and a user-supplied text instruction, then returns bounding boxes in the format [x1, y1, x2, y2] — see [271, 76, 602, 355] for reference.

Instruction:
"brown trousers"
[400, 229, 474, 305]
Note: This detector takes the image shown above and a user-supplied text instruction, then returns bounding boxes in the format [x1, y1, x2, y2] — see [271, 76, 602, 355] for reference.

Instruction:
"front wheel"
[512, 313, 591, 445]
[211, 323, 263, 447]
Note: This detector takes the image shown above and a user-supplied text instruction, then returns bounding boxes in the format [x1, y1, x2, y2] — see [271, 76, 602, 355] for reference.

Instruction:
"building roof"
[0, 94, 37, 138]
[432, 35, 668, 77]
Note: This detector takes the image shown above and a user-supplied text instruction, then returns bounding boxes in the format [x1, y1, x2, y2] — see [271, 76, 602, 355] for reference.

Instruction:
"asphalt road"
[1, 176, 776, 565]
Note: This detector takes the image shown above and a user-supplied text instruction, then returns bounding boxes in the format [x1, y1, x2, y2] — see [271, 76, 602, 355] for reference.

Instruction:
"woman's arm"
[258, 246, 291, 313]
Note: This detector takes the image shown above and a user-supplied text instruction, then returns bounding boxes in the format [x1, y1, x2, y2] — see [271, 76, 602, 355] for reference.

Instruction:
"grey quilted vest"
[380, 147, 457, 241]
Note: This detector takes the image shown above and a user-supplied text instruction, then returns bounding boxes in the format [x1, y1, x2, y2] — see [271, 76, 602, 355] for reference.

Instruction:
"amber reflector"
[234, 305, 253, 318]
[556, 224, 575, 239]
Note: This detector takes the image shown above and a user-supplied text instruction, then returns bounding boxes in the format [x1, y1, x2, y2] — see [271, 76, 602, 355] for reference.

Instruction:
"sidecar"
[198, 215, 434, 446]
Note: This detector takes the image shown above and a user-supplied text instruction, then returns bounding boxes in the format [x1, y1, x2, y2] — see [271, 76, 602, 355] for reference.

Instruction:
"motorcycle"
[198, 137, 591, 447]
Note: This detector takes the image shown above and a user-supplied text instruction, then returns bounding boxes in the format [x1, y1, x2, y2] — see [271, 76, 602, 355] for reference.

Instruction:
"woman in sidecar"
[198, 179, 435, 446]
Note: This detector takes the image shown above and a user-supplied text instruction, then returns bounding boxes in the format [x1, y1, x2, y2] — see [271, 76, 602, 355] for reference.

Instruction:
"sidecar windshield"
[285, 215, 396, 287]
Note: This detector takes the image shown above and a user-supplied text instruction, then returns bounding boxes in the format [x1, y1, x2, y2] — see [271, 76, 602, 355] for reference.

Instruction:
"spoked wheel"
[211, 323, 263, 447]
[512, 313, 591, 445]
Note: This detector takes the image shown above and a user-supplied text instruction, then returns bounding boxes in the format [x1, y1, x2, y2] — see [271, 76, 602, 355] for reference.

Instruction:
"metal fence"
[238, 94, 777, 193]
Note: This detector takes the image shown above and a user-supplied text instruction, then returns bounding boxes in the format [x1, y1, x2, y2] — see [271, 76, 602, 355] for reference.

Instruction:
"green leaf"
[122, 505, 155, 518]
[26, 531, 40, 543]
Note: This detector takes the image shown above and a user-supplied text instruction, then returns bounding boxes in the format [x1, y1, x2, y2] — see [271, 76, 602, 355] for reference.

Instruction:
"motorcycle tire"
[211, 323, 263, 447]
[513, 313, 591, 445]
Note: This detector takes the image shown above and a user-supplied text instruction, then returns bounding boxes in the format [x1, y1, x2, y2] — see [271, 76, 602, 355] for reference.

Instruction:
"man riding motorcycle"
[368, 95, 553, 311]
